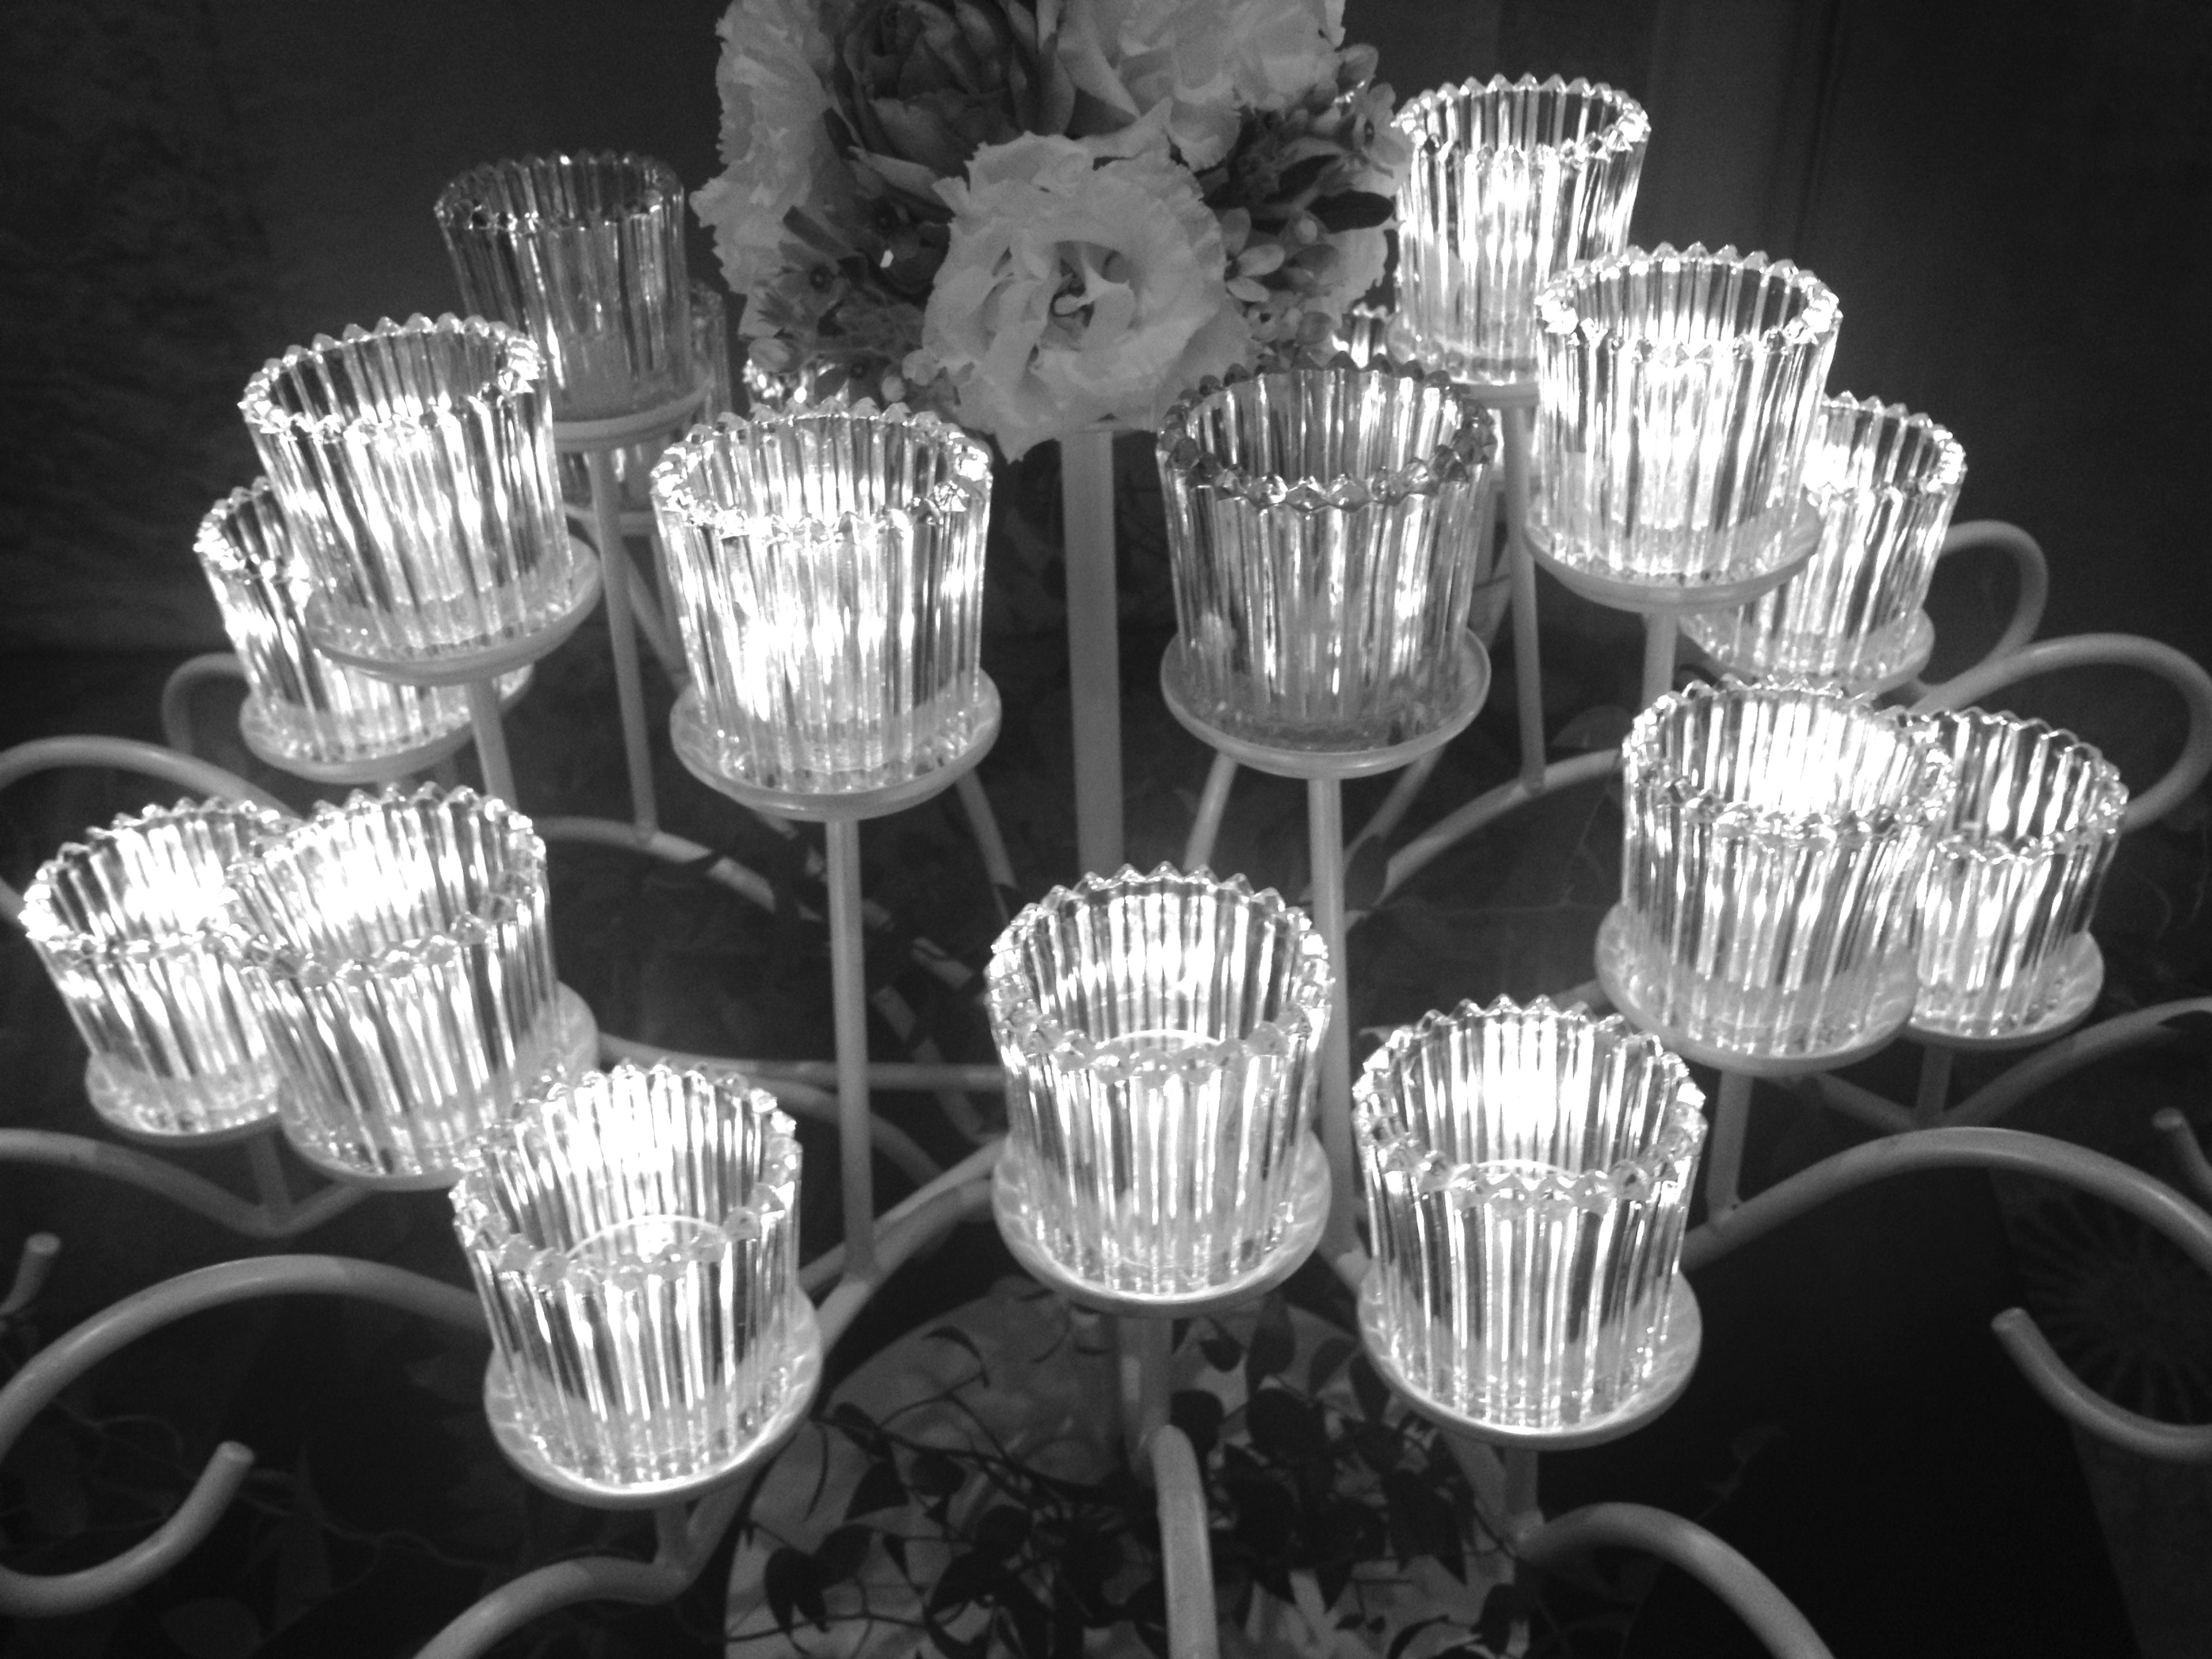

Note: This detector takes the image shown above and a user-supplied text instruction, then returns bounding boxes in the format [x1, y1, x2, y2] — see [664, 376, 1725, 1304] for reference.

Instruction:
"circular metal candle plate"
[1357, 1264, 1703, 1450]
[304, 546, 603, 688]
[1596, 907, 1912, 1078]
[1680, 609, 1936, 700]
[1158, 632, 1491, 782]
[1527, 496, 1821, 615]
[84, 1059, 281, 1148]
[552, 383, 710, 453]
[669, 676, 1001, 824]
[278, 985, 600, 1192]
[484, 1295, 823, 1511]
[236, 671, 535, 787]
[1908, 934, 2104, 1052]
[993, 1134, 1330, 1320]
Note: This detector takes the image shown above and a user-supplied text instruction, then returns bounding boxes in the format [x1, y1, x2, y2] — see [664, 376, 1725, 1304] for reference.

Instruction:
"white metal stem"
[1184, 752, 1238, 873]
[585, 447, 661, 838]
[824, 818, 878, 1279]
[1914, 1046, 1956, 1127]
[1116, 1313, 1173, 1476]
[464, 679, 518, 805]
[1062, 427, 1123, 874]
[1307, 775, 1358, 1254]
[1502, 405, 1547, 789]
[1707, 1070, 1754, 1219]
[1641, 611, 1677, 709]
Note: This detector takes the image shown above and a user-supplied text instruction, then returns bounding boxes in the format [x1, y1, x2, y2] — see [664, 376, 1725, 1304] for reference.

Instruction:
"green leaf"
[764, 1546, 828, 1630]
[1476, 1580, 1529, 1650]
[998, 1579, 1054, 1658]
[1310, 190, 1395, 232]
[814, 1522, 874, 1582]
[1383, 1468, 1465, 1580]
[847, 1456, 908, 1519]
[972, 1505, 1032, 1559]
[1388, 1615, 1448, 1659]
[909, 1449, 967, 1497]
[929, 1547, 1012, 1613]
[1198, 1326, 1244, 1372]
[1245, 1296, 1296, 1391]
[927, 1323, 990, 1375]
[1349, 1352, 1392, 1422]
[1170, 1389, 1224, 1467]
[1345, 839, 1392, 912]
[1306, 1334, 1358, 1394]
[827, 1400, 880, 1443]
[1247, 1388, 1327, 1461]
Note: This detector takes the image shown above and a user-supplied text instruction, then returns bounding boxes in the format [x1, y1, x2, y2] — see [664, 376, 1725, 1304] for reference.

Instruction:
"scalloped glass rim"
[986, 863, 1334, 1080]
[1353, 995, 1706, 1204]
[1533, 243, 1841, 358]
[239, 313, 547, 442]
[434, 150, 686, 236]
[1816, 392, 1965, 500]
[1396, 74, 1650, 168]
[1926, 708, 2128, 862]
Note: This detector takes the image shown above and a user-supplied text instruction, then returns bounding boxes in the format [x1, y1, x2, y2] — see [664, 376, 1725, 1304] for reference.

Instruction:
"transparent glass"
[1157, 362, 1496, 749]
[453, 1063, 801, 1488]
[987, 865, 1333, 1298]
[1683, 396, 1967, 686]
[1355, 997, 1704, 1429]
[435, 152, 695, 422]
[240, 314, 580, 663]
[1532, 244, 1840, 583]
[218, 785, 563, 1178]
[1392, 75, 1649, 383]
[1914, 711, 2127, 1039]
[1611, 681, 1956, 1057]
[650, 403, 993, 793]
[21, 801, 289, 1137]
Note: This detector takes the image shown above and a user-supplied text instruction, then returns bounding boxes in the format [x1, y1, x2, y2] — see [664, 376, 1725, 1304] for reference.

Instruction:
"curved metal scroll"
[1681, 1126, 2212, 1462]
[1927, 519, 2049, 676]
[157, 653, 248, 759]
[0, 1130, 362, 1240]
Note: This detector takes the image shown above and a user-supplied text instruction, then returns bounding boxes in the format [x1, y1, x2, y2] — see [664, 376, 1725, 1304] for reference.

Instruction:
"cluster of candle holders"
[7, 74, 2212, 1659]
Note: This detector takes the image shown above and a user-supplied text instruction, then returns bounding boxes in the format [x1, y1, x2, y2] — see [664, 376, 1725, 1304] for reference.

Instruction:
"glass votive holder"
[1912, 711, 2126, 1040]
[1682, 396, 1967, 688]
[1355, 997, 1705, 1430]
[21, 800, 290, 1138]
[1607, 680, 1955, 1059]
[435, 152, 695, 422]
[217, 785, 563, 1180]
[650, 402, 993, 794]
[1392, 75, 1649, 384]
[1532, 244, 1840, 585]
[453, 1063, 805, 1494]
[987, 865, 1333, 1300]
[240, 313, 581, 664]
[1157, 360, 1496, 751]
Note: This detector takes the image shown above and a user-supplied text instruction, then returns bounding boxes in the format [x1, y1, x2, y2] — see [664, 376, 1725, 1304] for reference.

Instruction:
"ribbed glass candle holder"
[1532, 244, 1840, 584]
[1356, 997, 1704, 1430]
[240, 314, 580, 663]
[987, 865, 1333, 1299]
[453, 1063, 802, 1490]
[22, 801, 290, 1137]
[1392, 75, 1649, 383]
[651, 403, 993, 793]
[1683, 396, 1967, 686]
[435, 152, 695, 422]
[217, 785, 562, 1179]
[1157, 361, 1495, 749]
[1609, 681, 1955, 1058]
[1914, 711, 2126, 1040]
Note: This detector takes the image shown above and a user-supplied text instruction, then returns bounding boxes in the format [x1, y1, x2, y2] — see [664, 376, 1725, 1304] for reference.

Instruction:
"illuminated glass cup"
[1914, 711, 2127, 1039]
[987, 865, 1332, 1299]
[218, 785, 563, 1179]
[1356, 997, 1704, 1429]
[1608, 680, 1956, 1058]
[1533, 244, 1840, 584]
[22, 801, 290, 1137]
[651, 403, 993, 793]
[1392, 75, 1649, 383]
[1683, 397, 1967, 687]
[453, 1063, 803, 1490]
[240, 314, 579, 664]
[435, 152, 695, 422]
[1157, 361, 1495, 749]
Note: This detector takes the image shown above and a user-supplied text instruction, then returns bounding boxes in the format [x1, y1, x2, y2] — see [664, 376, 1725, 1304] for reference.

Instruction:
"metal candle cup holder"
[1604, 680, 1956, 1062]
[651, 403, 993, 795]
[435, 152, 696, 423]
[240, 313, 582, 666]
[987, 865, 1333, 1306]
[1156, 359, 1496, 752]
[1392, 75, 1649, 384]
[452, 1063, 814, 1504]
[1354, 997, 1705, 1434]
[217, 785, 573, 1182]
[1683, 396, 1967, 690]
[1911, 710, 2126, 1043]
[22, 800, 291, 1139]
[1532, 244, 1840, 587]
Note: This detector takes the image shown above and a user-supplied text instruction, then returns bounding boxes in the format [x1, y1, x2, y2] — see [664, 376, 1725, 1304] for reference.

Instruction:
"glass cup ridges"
[21, 799, 292, 1137]
[216, 783, 563, 1178]
[1681, 396, 1967, 685]
[987, 865, 1333, 1298]
[238, 313, 580, 662]
[453, 1063, 802, 1488]
[1912, 710, 2127, 1039]
[435, 151, 696, 422]
[650, 400, 993, 793]
[1611, 679, 1957, 1056]
[1532, 244, 1841, 584]
[1391, 74, 1649, 384]
[1355, 995, 1705, 1429]
[1157, 358, 1497, 749]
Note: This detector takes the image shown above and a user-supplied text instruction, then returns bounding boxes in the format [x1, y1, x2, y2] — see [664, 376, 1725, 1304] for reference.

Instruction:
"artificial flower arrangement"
[695, 0, 1411, 458]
